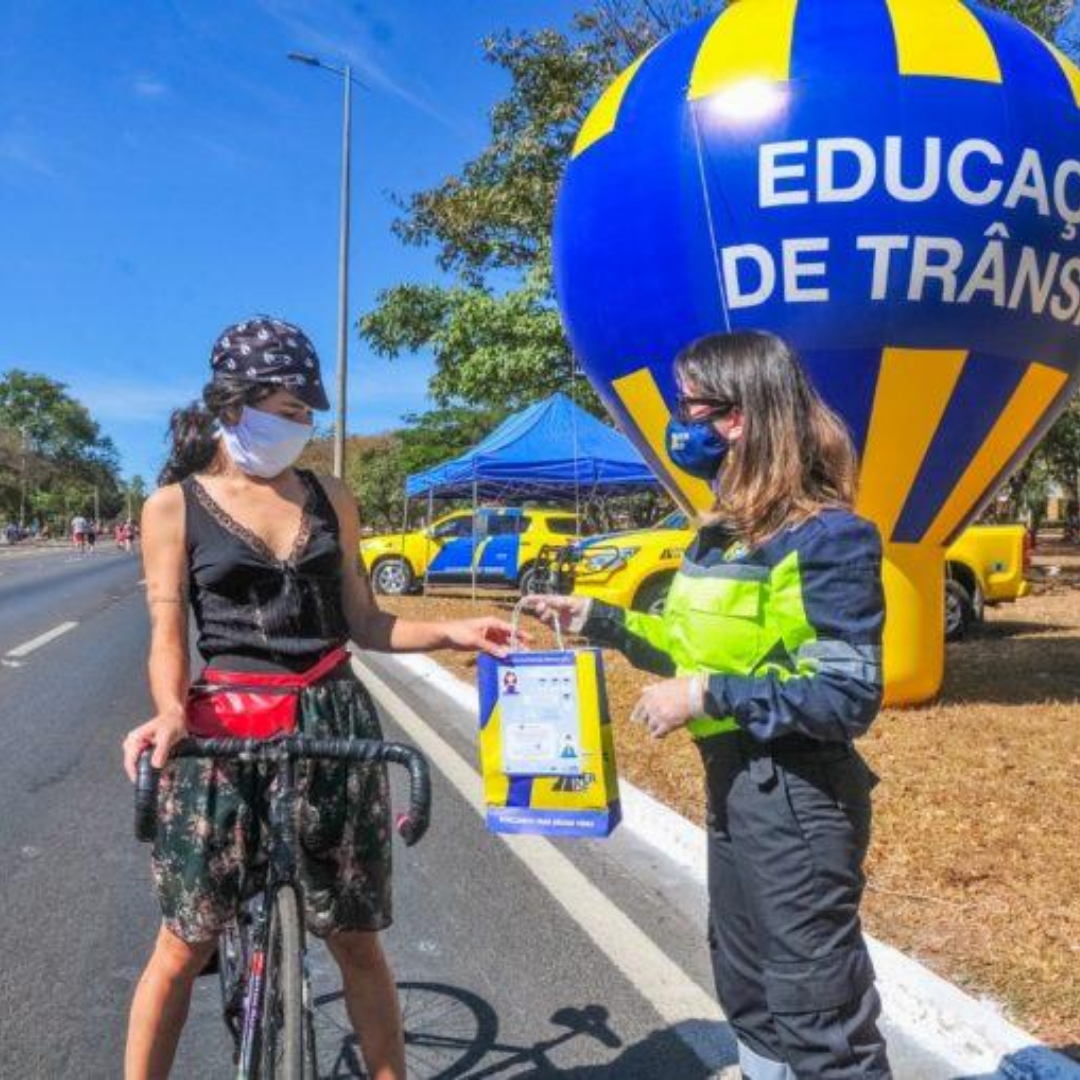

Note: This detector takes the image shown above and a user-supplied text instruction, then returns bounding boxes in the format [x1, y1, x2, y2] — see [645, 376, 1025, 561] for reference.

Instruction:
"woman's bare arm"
[321, 476, 521, 656]
[122, 485, 191, 779]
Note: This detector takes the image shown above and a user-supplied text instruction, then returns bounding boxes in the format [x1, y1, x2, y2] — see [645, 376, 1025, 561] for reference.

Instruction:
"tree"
[1036, 397, 1080, 541]
[989, 1, 1073, 41]
[360, 2, 714, 411]
[119, 475, 149, 521]
[348, 436, 407, 532]
[362, 1, 1076, 415]
[0, 370, 123, 526]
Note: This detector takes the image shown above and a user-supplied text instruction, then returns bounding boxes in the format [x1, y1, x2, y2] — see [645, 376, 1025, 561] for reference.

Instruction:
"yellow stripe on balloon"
[611, 367, 715, 510]
[855, 348, 969, 541]
[688, 0, 799, 100]
[925, 362, 1070, 546]
[884, 0, 1001, 83]
[572, 48, 654, 158]
[1040, 37, 1080, 110]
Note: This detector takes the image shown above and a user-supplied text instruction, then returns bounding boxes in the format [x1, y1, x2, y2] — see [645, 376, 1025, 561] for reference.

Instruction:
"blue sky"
[0, 0, 581, 482]
[2, 2, 1078, 484]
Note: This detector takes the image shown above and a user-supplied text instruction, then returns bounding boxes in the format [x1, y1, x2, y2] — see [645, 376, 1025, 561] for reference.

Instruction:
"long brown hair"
[674, 330, 857, 547]
[158, 377, 273, 487]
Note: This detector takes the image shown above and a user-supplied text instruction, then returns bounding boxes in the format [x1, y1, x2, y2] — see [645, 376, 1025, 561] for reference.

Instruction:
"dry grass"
[381, 562, 1080, 1052]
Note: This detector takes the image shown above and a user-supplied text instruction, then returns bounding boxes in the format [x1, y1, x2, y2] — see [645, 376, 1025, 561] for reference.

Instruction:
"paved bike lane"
[0, 561, 711, 1077]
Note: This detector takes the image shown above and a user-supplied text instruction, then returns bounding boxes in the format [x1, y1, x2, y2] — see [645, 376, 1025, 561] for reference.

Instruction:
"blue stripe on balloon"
[892, 352, 1027, 542]
[800, 346, 884, 460]
[791, 0, 898, 85]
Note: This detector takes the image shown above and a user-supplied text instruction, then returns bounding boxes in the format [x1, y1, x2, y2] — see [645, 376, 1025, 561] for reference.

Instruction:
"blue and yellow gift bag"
[477, 642, 621, 838]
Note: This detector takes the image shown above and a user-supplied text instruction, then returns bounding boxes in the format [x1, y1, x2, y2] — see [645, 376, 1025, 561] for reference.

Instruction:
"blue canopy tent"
[405, 392, 660, 499]
[401, 393, 661, 597]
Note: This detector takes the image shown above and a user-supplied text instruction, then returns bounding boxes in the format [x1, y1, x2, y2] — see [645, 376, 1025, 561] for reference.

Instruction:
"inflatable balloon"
[554, 0, 1080, 702]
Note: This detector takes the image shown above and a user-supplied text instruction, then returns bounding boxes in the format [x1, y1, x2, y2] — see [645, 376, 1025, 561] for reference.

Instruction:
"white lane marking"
[352, 656, 727, 1067]
[4, 621, 79, 658]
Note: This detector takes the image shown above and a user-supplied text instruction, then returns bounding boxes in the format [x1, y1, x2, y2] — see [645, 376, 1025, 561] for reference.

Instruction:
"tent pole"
[471, 476, 478, 604]
[424, 487, 434, 594]
[399, 488, 410, 592]
[570, 356, 582, 533]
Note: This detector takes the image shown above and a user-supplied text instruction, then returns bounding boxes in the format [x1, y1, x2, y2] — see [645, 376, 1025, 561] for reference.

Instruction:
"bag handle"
[510, 597, 565, 652]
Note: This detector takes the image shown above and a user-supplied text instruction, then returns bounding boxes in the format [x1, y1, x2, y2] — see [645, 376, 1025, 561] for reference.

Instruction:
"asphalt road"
[0, 546, 958, 1078]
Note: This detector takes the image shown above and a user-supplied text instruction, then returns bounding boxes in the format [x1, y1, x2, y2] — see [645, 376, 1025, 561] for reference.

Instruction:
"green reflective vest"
[624, 549, 815, 739]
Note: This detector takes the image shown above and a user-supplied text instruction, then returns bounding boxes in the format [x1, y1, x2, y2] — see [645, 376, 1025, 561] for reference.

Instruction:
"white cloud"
[133, 77, 169, 98]
[255, 0, 468, 134]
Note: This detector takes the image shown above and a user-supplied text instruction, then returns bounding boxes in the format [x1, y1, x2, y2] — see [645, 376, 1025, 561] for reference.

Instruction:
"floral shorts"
[151, 672, 392, 943]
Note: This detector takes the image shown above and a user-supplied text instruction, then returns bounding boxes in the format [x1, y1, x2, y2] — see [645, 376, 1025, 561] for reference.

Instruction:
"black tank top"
[182, 468, 349, 673]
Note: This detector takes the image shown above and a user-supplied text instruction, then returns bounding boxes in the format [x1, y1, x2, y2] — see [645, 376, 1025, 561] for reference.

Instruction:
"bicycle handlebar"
[134, 735, 431, 847]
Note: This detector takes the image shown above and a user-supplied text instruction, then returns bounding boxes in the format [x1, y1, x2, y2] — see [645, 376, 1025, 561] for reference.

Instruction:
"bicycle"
[135, 734, 431, 1080]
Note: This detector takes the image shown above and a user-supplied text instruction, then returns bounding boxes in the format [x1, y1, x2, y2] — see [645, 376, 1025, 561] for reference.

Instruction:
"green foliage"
[396, 404, 511, 473]
[1037, 396, 1080, 515]
[347, 436, 407, 531]
[0, 369, 123, 526]
[360, 2, 713, 411]
[985, 0, 1073, 42]
[357, 405, 514, 529]
[363, 266, 574, 409]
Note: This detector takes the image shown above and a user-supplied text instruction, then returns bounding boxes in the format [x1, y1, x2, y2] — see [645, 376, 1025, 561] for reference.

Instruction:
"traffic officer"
[528, 330, 891, 1079]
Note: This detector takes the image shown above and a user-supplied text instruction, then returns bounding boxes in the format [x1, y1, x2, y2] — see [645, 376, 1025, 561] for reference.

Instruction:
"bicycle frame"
[233, 745, 301, 1079]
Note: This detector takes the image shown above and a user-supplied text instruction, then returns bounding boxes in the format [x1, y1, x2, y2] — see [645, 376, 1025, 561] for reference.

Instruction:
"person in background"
[71, 513, 89, 555]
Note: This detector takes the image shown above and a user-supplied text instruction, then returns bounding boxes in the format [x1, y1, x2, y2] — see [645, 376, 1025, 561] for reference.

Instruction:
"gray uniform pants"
[700, 733, 892, 1080]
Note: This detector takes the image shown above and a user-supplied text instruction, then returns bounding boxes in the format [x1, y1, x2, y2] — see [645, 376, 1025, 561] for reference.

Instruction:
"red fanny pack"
[186, 646, 350, 739]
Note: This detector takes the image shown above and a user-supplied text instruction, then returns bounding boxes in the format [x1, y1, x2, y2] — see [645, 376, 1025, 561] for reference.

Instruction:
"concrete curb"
[379, 650, 1070, 1079]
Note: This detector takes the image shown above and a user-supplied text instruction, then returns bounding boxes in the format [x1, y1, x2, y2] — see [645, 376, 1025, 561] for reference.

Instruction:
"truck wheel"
[518, 563, 548, 596]
[373, 558, 414, 596]
[944, 580, 975, 641]
[970, 580, 985, 623]
[634, 576, 673, 617]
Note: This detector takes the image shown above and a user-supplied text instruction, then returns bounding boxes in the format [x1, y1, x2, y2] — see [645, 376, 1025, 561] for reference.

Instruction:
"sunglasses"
[675, 394, 738, 425]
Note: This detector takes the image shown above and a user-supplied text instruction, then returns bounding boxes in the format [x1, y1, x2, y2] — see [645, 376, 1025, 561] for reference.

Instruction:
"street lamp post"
[19, 425, 29, 528]
[288, 52, 356, 480]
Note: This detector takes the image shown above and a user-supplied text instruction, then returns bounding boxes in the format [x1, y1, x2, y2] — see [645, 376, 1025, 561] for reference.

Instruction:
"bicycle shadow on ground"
[313, 984, 735, 1079]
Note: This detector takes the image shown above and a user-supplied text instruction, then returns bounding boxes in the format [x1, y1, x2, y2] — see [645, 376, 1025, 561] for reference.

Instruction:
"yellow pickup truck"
[360, 506, 580, 595]
[563, 512, 1030, 641]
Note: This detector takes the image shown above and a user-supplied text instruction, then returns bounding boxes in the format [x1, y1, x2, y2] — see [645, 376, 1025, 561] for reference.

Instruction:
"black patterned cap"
[209, 316, 330, 411]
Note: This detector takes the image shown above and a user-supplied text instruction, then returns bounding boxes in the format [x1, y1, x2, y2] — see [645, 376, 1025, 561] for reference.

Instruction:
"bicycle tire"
[259, 886, 308, 1080]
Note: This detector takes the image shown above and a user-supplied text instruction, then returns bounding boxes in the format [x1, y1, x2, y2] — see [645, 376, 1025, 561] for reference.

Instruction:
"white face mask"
[218, 405, 313, 478]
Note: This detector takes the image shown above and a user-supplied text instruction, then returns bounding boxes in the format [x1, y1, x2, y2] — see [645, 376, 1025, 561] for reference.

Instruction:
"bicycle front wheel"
[258, 885, 310, 1080]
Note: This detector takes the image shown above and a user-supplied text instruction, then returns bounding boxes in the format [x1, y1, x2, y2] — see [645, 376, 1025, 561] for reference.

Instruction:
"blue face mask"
[665, 417, 730, 480]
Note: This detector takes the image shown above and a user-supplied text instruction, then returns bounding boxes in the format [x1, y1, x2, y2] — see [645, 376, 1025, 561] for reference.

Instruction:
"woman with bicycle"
[527, 331, 891, 1079]
[122, 316, 519, 1080]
